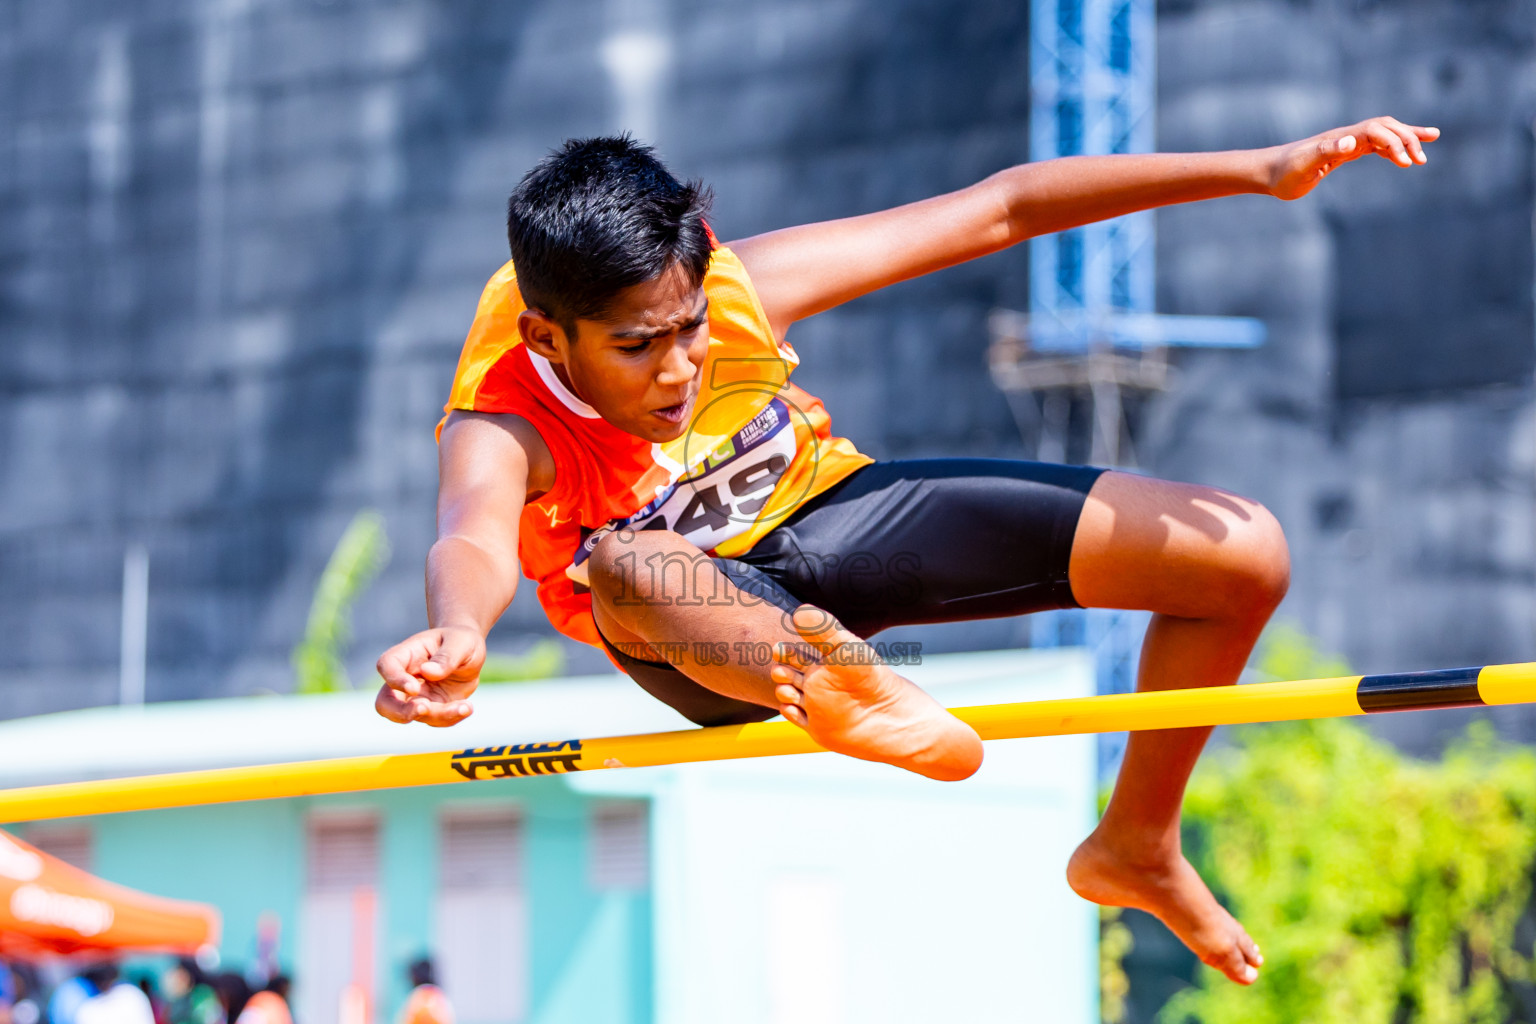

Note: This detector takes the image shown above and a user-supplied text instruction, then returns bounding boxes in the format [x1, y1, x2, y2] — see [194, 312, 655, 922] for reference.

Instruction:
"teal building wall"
[18, 776, 652, 1024]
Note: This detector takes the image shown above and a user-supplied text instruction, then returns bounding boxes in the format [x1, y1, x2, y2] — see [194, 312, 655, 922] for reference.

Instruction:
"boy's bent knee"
[1224, 502, 1291, 616]
[587, 529, 660, 603]
[587, 528, 717, 608]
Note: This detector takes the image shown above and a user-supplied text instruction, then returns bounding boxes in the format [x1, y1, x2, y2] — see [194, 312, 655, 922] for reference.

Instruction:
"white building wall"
[576, 648, 1100, 1024]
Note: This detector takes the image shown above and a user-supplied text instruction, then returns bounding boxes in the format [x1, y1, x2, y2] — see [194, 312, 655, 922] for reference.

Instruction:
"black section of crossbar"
[1356, 667, 1485, 713]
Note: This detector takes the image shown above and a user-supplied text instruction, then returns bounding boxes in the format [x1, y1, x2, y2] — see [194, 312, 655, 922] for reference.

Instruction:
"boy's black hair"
[507, 135, 714, 337]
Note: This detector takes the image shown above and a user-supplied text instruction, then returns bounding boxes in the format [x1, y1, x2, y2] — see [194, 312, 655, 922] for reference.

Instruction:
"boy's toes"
[1205, 937, 1258, 985]
[1205, 951, 1251, 985]
[770, 663, 803, 686]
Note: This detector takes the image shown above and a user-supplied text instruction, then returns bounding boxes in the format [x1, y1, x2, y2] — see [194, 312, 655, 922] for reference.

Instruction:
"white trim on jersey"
[529, 351, 603, 420]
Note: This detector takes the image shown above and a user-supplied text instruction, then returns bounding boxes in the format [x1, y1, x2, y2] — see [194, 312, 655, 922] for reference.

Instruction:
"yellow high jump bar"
[1, 663, 1531, 823]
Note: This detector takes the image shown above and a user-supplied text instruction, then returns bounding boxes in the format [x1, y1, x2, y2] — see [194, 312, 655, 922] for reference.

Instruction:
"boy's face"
[522, 263, 709, 443]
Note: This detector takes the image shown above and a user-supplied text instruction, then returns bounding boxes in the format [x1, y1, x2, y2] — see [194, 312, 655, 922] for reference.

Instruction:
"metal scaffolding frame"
[994, 0, 1265, 757]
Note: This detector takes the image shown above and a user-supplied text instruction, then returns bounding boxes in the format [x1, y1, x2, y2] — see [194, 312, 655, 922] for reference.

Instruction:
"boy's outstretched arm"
[374, 411, 550, 726]
[731, 116, 1439, 337]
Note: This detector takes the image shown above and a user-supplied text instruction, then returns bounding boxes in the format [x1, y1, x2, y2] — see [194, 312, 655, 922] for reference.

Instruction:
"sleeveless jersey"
[440, 246, 872, 648]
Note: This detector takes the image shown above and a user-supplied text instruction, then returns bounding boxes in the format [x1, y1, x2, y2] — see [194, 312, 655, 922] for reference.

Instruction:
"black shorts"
[599, 458, 1106, 726]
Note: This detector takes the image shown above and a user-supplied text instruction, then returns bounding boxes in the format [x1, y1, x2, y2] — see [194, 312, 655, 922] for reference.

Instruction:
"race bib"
[567, 398, 796, 587]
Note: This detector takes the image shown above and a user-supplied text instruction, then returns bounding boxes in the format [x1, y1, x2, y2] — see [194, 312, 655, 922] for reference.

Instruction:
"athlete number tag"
[569, 398, 797, 583]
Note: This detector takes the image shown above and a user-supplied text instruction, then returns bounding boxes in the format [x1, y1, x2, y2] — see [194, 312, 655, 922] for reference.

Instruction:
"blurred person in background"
[160, 961, 222, 1024]
[131, 977, 166, 1024]
[10, 962, 41, 1024]
[231, 977, 288, 1024]
[0, 959, 16, 1024]
[48, 965, 104, 1024]
[249, 914, 281, 994]
[396, 959, 450, 1024]
[76, 966, 153, 1024]
[209, 975, 248, 1024]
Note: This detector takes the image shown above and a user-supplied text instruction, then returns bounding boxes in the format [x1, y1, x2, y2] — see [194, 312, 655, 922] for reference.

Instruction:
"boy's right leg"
[1064, 471, 1288, 984]
[586, 527, 983, 781]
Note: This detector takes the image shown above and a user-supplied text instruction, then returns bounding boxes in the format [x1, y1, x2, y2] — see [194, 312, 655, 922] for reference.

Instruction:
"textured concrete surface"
[1151, 0, 1536, 754]
[1, 0, 1533, 746]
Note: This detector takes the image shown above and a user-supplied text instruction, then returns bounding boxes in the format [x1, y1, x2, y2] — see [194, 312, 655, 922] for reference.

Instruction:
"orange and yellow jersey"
[440, 246, 872, 649]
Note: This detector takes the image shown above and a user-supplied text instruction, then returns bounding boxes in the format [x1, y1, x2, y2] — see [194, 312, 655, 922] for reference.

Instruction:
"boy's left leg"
[585, 526, 985, 780]
[767, 463, 1287, 985]
[1064, 470, 1289, 985]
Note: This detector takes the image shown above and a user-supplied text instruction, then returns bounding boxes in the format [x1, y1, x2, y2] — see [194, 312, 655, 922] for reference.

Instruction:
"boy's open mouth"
[651, 397, 692, 425]
[648, 389, 697, 426]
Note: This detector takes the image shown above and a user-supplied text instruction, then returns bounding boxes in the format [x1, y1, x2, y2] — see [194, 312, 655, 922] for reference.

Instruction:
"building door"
[435, 807, 526, 1024]
[301, 812, 380, 1024]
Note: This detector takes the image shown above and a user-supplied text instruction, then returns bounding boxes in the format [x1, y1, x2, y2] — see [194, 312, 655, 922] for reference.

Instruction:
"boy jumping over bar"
[375, 117, 1438, 983]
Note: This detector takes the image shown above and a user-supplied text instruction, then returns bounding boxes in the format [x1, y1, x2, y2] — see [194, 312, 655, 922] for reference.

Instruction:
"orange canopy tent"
[0, 831, 219, 957]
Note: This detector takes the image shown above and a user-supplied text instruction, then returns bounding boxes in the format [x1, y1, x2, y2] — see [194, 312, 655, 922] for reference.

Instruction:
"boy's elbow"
[999, 214, 1032, 249]
[980, 168, 1035, 249]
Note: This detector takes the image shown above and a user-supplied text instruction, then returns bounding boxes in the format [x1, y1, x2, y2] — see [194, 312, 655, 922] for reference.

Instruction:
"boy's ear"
[518, 309, 568, 361]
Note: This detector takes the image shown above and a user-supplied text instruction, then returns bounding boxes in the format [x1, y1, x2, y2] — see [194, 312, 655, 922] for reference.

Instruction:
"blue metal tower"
[1025, 0, 1266, 355]
[992, 0, 1266, 770]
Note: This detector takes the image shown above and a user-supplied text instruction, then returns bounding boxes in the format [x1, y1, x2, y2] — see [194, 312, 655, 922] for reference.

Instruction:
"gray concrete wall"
[1151, 0, 1536, 751]
[0, 0, 1035, 714]
[2, 0, 1534, 737]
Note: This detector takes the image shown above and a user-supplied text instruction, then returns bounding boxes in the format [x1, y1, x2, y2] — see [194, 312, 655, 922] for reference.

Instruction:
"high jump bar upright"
[1, 663, 1531, 823]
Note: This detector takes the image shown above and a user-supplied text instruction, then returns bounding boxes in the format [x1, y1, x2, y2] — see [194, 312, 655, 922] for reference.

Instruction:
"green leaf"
[291, 510, 391, 694]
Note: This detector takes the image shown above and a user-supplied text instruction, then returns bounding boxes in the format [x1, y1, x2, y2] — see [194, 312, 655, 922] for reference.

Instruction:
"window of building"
[26, 825, 93, 872]
[589, 803, 649, 892]
[435, 806, 526, 1024]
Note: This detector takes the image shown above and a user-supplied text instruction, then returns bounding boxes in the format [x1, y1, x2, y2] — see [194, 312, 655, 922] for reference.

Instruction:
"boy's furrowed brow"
[608, 299, 709, 340]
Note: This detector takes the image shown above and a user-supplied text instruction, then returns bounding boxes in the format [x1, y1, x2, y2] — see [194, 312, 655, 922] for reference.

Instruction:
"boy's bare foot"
[1067, 829, 1263, 985]
[770, 606, 983, 781]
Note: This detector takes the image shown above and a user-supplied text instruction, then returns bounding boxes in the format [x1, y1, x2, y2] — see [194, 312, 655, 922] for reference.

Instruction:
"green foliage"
[1102, 906, 1135, 1024]
[1245, 622, 1351, 684]
[292, 510, 391, 693]
[479, 640, 566, 683]
[1153, 626, 1536, 1024]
